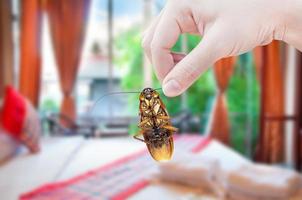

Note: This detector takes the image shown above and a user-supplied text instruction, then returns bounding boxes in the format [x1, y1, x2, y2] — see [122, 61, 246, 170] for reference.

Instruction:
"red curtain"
[253, 46, 262, 80]
[19, 0, 42, 107]
[208, 57, 237, 145]
[254, 41, 285, 163]
[46, 0, 90, 121]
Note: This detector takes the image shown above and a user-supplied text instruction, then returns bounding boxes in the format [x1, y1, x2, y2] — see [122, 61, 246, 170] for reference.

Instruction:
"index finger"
[150, 13, 181, 82]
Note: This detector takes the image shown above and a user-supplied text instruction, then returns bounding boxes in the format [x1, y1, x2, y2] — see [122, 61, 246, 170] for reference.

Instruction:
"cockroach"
[133, 87, 177, 161]
[91, 87, 178, 161]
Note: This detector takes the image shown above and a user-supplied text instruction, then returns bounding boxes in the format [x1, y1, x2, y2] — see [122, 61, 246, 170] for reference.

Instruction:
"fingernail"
[163, 79, 181, 97]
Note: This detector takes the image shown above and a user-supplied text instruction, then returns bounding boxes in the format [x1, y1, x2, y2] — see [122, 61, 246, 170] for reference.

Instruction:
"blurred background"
[1, 0, 302, 199]
[38, 0, 260, 155]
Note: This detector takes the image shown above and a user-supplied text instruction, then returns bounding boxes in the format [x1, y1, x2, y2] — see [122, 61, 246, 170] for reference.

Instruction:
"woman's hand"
[142, 0, 302, 97]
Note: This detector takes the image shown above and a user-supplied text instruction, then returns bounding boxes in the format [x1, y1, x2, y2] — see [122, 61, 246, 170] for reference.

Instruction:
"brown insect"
[133, 88, 178, 161]
[91, 87, 177, 161]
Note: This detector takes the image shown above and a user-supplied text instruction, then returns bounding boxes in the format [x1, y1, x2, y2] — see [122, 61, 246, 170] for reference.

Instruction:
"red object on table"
[0, 86, 26, 139]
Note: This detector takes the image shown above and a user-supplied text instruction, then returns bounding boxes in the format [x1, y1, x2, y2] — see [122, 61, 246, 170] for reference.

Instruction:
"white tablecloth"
[0, 136, 144, 200]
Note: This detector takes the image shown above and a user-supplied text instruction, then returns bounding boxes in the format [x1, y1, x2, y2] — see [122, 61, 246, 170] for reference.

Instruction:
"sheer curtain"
[208, 57, 237, 145]
[46, 0, 91, 121]
[19, 0, 42, 107]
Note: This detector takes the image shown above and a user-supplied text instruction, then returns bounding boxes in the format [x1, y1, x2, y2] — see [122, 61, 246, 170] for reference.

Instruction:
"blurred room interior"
[0, 0, 302, 199]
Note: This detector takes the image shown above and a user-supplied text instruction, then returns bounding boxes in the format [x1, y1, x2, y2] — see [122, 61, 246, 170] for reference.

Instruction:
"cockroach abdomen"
[146, 137, 174, 161]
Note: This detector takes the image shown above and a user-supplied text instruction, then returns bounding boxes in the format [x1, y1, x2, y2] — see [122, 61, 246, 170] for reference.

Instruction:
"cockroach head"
[140, 87, 159, 100]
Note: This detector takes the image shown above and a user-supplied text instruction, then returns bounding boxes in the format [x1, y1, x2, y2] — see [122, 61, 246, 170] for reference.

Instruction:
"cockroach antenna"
[89, 87, 162, 113]
[89, 91, 140, 113]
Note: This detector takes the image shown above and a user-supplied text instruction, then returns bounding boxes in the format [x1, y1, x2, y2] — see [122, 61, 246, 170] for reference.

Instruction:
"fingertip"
[163, 79, 182, 97]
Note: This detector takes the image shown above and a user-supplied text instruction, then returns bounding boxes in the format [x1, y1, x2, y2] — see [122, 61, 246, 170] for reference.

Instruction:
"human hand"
[142, 0, 300, 97]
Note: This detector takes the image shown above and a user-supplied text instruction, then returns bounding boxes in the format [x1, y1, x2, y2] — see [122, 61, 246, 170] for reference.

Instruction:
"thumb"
[162, 27, 223, 97]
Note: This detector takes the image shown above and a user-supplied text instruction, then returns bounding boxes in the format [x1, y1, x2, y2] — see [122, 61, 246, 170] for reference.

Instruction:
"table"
[0, 136, 145, 200]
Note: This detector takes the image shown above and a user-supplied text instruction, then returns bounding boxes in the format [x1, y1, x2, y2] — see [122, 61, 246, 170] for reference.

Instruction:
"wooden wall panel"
[296, 52, 302, 170]
[0, 0, 14, 98]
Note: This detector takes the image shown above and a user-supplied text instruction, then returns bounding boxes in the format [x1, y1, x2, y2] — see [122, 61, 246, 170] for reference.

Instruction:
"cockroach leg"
[133, 135, 146, 143]
[162, 125, 178, 132]
[138, 119, 149, 128]
[156, 115, 170, 120]
[133, 130, 149, 143]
